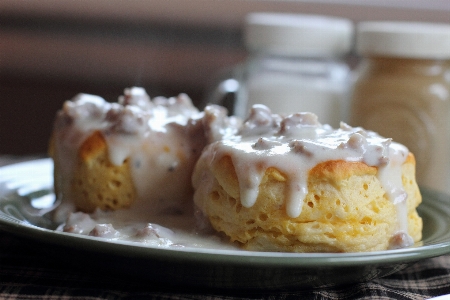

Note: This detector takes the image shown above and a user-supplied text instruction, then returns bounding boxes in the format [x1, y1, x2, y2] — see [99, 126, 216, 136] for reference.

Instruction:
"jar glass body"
[350, 57, 450, 193]
[231, 53, 351, 127]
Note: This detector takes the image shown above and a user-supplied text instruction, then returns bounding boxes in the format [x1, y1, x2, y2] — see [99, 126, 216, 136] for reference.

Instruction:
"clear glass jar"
[350, 21, 450, 194]
[207, 13, 354, 127]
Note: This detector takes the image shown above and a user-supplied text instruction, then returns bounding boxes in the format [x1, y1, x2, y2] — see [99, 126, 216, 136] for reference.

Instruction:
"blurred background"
[1, 0, 449, 155]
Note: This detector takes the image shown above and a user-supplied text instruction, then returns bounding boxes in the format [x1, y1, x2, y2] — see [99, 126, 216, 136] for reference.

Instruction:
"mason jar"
[350, 21, 450, 194]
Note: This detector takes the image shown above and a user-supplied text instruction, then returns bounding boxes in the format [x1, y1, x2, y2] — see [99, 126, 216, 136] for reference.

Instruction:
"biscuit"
[195, 154, 421, 252]
[50, 87, 240, 217]
[192, 105, 422, 252]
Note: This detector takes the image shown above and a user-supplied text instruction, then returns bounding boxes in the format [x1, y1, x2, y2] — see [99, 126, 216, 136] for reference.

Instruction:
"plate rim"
[1, 158, 450, 269]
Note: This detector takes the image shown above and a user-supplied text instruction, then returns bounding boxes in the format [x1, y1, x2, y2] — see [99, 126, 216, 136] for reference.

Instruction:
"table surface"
[1, 156, 450, 300]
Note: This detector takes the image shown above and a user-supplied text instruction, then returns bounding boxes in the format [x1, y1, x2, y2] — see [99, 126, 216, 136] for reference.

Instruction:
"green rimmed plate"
[1, 158, 450, 290]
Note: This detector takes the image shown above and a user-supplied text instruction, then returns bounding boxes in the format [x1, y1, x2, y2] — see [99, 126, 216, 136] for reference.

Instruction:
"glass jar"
[207, 13, 354, 127]
[350, 21, 450, 194]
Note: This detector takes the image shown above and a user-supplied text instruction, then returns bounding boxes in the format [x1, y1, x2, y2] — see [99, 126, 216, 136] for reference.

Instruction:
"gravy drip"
[193, 104, 412, 247]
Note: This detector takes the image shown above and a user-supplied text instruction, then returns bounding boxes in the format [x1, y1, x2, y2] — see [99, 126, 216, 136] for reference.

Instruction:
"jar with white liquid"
[207, 13, 354, 127]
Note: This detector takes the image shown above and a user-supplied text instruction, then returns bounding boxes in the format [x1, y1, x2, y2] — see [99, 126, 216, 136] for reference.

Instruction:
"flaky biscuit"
[194, 153, 422, 253]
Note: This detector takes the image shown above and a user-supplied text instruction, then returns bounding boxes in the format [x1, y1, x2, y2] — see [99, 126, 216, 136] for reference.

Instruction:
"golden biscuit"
[194, 154, 422, 252]
[50, 88, 240, 218]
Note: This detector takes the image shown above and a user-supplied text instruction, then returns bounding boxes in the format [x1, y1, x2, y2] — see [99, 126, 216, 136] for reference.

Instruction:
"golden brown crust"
[78, 131, 107, 161]
[308, 159, 377, 188]
[195, 152, 422, 253]
[308, 152, 415, 182]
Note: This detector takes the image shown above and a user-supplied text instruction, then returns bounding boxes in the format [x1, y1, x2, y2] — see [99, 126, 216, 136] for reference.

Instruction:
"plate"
[1, 158, 450, 290]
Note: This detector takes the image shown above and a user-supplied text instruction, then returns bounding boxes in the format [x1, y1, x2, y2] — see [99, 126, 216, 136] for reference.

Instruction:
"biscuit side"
[53, 130, 137, 212]
[197, 153, 422, 252]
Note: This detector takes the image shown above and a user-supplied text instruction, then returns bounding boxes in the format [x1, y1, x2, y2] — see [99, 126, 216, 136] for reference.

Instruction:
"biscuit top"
[194, 104, 411, 239]
[52, 87, 240, 215]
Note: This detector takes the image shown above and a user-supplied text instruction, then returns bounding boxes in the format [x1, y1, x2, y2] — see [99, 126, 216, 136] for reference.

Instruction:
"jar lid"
[357, 21, 450, 59]
[244, 13, 354, 57]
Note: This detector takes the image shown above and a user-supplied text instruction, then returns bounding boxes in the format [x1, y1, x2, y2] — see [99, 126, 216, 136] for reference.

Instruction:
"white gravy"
[52, 88, 414, 251]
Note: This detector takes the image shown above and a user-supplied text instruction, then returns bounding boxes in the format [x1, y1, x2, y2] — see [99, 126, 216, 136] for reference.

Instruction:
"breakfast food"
[49, 88, 422, 252]
[192, 104, 422, 252]
[49, 87, 239, 224]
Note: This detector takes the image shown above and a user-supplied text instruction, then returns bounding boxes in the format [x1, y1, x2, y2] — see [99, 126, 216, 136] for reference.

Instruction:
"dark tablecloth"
[1, 156, 450, 299]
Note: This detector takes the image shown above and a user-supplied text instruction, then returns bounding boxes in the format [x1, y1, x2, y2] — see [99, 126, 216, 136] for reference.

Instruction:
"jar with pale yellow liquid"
[350, 21, 450, 194]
